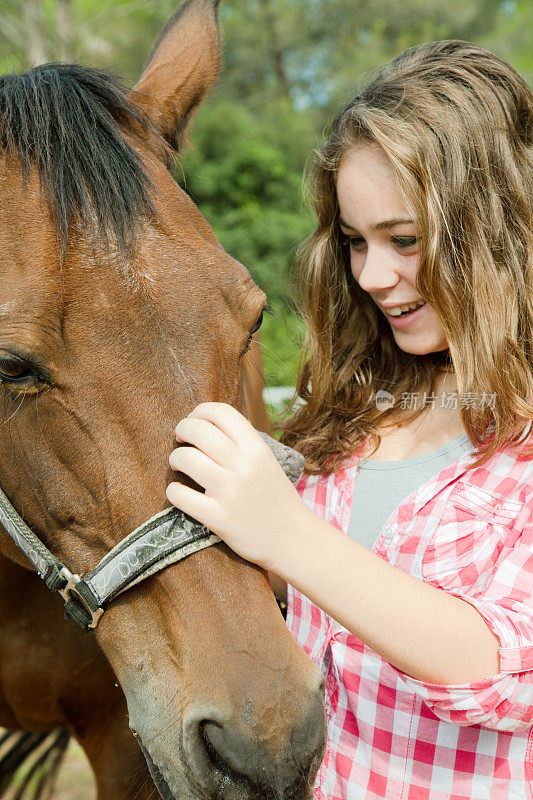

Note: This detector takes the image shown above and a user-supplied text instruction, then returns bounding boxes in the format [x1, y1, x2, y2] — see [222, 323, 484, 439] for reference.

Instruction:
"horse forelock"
[0, 63, 159, 258]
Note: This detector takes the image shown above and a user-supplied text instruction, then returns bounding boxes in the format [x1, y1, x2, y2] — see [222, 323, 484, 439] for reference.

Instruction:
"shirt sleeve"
[393, 505, 533, 732]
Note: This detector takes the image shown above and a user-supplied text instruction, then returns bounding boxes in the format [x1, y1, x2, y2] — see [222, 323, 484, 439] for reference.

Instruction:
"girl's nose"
[355, 246, 399, 293]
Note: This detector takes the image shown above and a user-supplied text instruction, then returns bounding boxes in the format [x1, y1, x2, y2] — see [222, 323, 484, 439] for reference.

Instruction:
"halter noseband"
[0, 432, 304, 632]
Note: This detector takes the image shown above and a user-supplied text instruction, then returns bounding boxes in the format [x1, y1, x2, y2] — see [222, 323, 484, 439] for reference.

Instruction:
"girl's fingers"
[174, 417, 237, 467]
[165, 481, 218, 531]
[185, 403, 261, 449]
[169, 444, 223, 490]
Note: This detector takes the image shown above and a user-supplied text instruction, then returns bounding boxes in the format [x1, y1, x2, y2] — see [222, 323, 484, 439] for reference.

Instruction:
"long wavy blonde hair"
[281, 40, 533, 475]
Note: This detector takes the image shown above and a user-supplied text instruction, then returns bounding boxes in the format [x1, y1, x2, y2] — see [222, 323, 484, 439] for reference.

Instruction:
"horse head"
[0, 2, 326, 798]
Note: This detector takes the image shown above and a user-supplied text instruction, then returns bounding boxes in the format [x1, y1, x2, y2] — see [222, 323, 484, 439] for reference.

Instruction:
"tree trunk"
[257, 0, 292, 101]
[56, 0, 75, 62]
[23, 0, 48, 66]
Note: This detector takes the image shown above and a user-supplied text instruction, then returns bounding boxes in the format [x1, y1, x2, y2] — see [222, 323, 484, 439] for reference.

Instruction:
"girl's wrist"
[265, 506, 328, 585]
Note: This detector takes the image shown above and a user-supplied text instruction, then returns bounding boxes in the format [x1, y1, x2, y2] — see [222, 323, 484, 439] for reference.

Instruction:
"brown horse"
[0, 2, 326, 799]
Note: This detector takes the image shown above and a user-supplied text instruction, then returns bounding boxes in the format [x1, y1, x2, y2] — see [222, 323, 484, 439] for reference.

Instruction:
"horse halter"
[0, 433, 305, 632]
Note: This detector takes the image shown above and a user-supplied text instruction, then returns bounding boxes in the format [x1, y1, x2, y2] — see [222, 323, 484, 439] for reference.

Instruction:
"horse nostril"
[183, 702, 323, 800]
[201, 720, 243, 780]
[182, 708, 250, 798]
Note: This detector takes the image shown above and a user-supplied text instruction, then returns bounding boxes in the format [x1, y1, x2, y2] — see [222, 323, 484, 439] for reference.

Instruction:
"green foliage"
[259, 307, 306, 389]
[481, 0, 533, 86]
[2, 0, 531, 391]
[174, 99, 316, 311]
[174, 99, 314, 387]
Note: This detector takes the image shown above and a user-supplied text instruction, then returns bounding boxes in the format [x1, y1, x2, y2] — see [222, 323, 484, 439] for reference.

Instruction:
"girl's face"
[336, 143, 448, 355]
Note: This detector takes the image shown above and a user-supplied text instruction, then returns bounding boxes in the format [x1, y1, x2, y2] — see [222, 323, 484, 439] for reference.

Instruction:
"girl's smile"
[382, 299, 427, 328]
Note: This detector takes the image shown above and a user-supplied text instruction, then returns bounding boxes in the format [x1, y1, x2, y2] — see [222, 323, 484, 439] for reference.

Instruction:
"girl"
[166, 40, 533, 799]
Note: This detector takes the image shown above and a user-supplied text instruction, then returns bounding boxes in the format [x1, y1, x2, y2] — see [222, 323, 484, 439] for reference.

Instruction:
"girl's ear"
[129, 0, 221, 153]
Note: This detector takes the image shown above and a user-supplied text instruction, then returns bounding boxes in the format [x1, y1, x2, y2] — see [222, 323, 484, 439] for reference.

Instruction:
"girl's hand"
[166, 402, 312, 572]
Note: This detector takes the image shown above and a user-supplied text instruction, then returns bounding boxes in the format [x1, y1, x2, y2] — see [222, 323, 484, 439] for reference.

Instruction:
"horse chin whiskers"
[135, 734, 178, 800]
[133, 731, 215, 800]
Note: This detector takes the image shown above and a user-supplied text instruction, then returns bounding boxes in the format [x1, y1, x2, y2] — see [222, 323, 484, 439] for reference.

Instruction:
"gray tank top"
[347, 433, 472, 550]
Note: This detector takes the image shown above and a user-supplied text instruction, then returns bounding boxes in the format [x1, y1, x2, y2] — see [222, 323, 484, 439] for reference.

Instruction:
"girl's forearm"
[272, 512, 500, 685]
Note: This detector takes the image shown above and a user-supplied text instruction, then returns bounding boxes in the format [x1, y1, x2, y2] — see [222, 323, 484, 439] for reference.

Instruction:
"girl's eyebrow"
[338, 218, 358, 231]
[339, 217, 414, 230]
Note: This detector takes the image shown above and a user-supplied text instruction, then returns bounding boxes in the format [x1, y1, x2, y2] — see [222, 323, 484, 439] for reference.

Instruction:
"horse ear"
[129, 0, 222, 152]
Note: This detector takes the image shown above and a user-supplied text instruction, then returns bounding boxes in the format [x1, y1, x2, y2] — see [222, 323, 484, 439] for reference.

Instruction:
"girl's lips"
[384, 302, 427, 328]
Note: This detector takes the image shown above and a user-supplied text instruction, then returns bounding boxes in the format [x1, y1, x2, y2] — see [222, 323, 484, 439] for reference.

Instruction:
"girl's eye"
[393, 236, 419, 249]
[341, 234, 419, 250]
[343, 236, 365, 250]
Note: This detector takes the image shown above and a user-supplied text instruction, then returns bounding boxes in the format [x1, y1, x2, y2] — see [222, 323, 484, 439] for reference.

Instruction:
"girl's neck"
[364, 371, 465, 461]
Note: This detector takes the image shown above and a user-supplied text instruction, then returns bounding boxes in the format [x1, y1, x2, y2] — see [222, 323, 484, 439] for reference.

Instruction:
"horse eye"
[249, 311, 263, 337]
[0, 358, 34, 383]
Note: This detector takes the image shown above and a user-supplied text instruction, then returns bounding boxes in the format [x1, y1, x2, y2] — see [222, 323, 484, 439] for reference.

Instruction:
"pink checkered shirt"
[286, 433, 533, 799]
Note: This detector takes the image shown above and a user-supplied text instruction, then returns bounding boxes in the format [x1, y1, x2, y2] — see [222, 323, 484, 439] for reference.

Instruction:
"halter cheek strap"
[0, 432, 304, 632]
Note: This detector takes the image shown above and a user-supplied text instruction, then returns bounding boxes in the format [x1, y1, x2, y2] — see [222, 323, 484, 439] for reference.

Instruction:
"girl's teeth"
[388, 301, 425, 316]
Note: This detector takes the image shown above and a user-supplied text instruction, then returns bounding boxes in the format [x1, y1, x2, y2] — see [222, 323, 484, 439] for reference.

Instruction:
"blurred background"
[0, 0, 531, 399]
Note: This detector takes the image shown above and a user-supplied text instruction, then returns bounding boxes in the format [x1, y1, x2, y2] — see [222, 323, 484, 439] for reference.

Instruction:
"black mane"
[0, 63, 155, 255]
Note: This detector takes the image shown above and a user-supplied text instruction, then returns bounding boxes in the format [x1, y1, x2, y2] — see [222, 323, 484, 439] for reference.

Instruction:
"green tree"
[0, 0, 530, 389]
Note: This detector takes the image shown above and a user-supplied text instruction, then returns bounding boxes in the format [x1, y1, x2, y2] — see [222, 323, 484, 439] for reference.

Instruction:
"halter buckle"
[58, 567, 104, 629]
